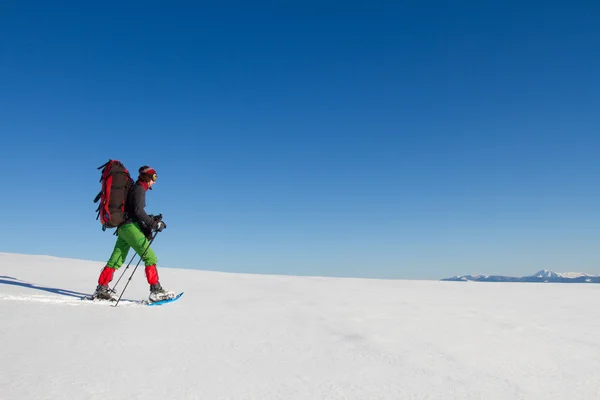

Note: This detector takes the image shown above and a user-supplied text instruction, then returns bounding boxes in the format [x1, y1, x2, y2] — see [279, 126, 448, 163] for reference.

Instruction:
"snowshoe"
[149, 283, 175, 303]
[91, 284, 117, 301]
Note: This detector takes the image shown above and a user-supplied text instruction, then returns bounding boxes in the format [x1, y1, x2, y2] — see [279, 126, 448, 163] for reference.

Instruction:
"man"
[93, 166, 174, 302]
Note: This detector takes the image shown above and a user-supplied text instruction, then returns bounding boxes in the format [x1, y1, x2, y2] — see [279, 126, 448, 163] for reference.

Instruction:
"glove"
[154, 220, 167, 232]
[141, 225, 153, 240]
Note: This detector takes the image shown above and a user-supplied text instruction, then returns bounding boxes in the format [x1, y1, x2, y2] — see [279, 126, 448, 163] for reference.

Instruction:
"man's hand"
[154, 221, 167, 232]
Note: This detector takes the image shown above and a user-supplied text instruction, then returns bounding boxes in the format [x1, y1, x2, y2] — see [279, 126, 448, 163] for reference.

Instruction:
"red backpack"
[94, 160, 134, 230]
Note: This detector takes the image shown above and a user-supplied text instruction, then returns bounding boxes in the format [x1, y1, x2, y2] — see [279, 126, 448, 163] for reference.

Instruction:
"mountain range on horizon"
[442, 270, 600, 283]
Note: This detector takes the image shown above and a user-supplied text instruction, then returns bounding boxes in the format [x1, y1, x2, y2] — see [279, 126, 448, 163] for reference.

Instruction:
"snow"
[2, 253, 600, 399]
[533, 270, 593, 279]
[534, 269, 558, 279]
[557, 272, 589, 279]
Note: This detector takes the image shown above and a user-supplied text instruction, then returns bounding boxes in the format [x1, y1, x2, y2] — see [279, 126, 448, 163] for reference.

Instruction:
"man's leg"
[93, 235, 131, 300]
[97, 235, 131, 287]
[117, 223, 174, 301]
[117, 223, 159, 284]
[107, 235, 131, 271]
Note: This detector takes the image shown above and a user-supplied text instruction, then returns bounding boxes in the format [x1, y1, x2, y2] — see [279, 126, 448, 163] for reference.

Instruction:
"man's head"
[138, 166, 157, 188]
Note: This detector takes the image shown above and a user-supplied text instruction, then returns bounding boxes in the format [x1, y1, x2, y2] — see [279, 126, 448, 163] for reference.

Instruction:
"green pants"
[106, 223, 157, 269]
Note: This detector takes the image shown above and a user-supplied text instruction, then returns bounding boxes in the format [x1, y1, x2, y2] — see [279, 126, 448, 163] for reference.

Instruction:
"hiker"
[93, 166, 174, 302]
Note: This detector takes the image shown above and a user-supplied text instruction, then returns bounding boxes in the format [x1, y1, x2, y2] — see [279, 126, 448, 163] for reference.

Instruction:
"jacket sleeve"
[131, 186, 155, 229]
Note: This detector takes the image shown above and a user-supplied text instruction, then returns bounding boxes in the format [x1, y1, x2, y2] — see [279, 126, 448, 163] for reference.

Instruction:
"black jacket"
[123, 182, 156, 230]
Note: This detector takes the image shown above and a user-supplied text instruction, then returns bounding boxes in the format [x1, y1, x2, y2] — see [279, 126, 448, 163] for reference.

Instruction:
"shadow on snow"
[0, 276, 89, 299]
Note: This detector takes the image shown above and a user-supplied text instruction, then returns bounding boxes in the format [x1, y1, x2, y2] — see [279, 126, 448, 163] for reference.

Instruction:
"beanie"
[139, 166, 157, 182]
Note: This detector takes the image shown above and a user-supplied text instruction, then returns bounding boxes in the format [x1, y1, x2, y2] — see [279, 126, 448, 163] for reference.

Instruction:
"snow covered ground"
[2, 252, 600, 400]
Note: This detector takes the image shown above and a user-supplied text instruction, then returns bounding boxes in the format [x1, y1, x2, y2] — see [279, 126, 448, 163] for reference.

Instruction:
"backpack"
[94, 160, 134, 230]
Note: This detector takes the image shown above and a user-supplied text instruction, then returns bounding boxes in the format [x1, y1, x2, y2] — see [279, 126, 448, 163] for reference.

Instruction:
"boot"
[149, 283, 175, 302]
[92, 284, 117, 301]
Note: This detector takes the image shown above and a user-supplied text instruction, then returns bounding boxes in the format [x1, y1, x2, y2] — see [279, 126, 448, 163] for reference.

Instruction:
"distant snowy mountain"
[442, 270, 600, 283]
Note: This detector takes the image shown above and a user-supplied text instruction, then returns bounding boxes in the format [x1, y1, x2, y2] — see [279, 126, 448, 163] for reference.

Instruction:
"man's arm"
[131, 185, 155, 229]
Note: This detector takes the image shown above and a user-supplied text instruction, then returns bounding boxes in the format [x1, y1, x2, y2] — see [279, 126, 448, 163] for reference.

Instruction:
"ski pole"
[110, 251, 142, 294]
[113, 231, 158, 307]
[110, 216, 163, 293]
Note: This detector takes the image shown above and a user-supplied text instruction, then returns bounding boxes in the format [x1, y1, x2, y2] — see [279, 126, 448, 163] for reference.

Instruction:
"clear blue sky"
[1, 1, 599, 280]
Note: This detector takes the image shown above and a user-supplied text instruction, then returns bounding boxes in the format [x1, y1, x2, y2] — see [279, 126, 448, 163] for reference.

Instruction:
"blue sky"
[1, 1, 599, 280]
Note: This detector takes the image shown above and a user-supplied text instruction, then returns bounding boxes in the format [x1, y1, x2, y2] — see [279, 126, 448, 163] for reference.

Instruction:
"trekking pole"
[110, 215, 163, 293]
[110, 251, 142, 294]
[113, 231, 159, 307]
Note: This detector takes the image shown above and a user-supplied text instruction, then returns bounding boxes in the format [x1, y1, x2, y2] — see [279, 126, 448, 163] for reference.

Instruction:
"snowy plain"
[2, 252, 600, 400]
